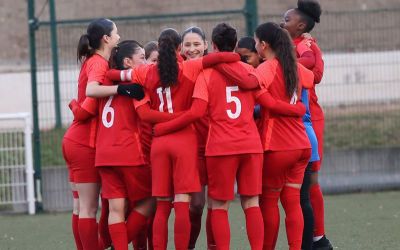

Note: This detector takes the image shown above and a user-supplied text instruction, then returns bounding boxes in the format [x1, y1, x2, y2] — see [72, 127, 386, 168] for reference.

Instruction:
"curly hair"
[157, 28, 182, 87]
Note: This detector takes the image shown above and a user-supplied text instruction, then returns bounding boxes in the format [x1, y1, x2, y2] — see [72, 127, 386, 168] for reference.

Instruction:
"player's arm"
[310, 42, 324, 84]
[69, 97, 98, 121]
[136, 103, 182, 124]
[298, 64, 315, 89]
[256, 91, 306, 117]
[153, 98, 207, 137]
[213, 62, 260, 89]
[183, 52, 241, 80]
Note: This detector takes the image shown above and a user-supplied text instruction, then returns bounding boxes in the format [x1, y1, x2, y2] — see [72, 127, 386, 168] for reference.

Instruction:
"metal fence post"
[49, 0, 62, 128]
[244, 0, 258, 36]
[27, 0, 43, 211]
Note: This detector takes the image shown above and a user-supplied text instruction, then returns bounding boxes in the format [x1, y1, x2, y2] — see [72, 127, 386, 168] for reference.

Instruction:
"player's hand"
[117, 83, 145, 100]
[68, 99, 78, 111]
[295, 101, 306, 116]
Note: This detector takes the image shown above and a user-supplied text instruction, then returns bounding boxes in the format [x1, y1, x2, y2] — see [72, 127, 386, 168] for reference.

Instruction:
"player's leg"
[281, 148, 311, 250]
[188, 157, 207, 250]
[238, 154, 264, 250]
[70, 182, 83, 250]
[123, 166, 154, 244]
[301, 163, 314, 250]
[98, 195, 112, 249]
[310, 118, 333, 250]
[261, 151, 287, 250]
[98, 167, 130, 250]
[206, 155, 239, 250]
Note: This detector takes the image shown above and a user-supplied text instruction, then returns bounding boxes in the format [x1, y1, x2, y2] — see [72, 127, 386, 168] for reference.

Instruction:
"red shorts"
[311, 119, 324, 172]
[198, 156, 208, 186]
[62, 137, 99, 183]
[206, 153, 263, 201]
[262, 149, 311, 189]
[151, 127, 201, 197]
[98, 166, 151, 201]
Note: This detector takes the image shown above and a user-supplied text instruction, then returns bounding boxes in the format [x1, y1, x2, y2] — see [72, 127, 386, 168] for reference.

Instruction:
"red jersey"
[256, 58, 312, 151]
[64, 54, 107, 147]
[133, 56, 206, 113]
[193, 62, 263, 156]
[95, 79, 146, 167]
[294, 38, 324, 121]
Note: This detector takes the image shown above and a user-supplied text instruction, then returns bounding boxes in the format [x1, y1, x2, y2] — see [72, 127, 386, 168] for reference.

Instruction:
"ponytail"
[157, 28, 181, 88]
[77, 34, 93, 63]
[255, 22, 298, 98]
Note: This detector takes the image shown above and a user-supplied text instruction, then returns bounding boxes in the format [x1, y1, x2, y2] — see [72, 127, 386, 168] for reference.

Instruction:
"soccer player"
[106, 28, 241, 250]
[236, 36, 263, 68]
[281, 1, 332, 249]
[180, 26, 211, 250]
[144, 41, 159, 65]
[253, 22, 313, 250]
[152, 23, 308, 250]
[62, 18, 121, 250]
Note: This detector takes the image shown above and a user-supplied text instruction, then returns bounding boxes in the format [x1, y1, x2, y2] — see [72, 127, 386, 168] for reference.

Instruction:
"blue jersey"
[302, 89, 320, 162]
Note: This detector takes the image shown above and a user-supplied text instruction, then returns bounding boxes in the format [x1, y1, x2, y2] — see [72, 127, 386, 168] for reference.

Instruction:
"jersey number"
[226, 86, 241, 119]
[157, 87, 174, 113]
[102, 96, 114, 128]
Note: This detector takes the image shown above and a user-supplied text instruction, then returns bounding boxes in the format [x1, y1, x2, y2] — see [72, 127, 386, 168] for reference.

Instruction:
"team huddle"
[62, 1, 333, 250]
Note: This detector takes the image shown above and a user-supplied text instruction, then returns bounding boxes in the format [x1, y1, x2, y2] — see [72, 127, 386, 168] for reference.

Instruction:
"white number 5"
[226, 86, 241, 119]
[102, 96, 114, 128]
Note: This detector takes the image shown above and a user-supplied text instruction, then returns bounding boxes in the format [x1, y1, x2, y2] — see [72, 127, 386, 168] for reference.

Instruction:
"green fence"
[27, 0, 400, 210]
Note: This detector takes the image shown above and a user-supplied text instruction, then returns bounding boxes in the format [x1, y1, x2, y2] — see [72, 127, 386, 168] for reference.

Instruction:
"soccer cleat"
[312, 235, 333, 250]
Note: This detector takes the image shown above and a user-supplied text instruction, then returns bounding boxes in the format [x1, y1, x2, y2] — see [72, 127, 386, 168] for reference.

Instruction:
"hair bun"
[297, 0, 321, 23]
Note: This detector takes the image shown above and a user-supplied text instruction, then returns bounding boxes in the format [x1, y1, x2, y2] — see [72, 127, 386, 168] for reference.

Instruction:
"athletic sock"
[211, 209, 230, 250]
[152, 201, 172, 250]
[206, 208, 216, 250]
[173, 202, 191, 250]
[188, 209, 202, 249]
[310, 184, 325, 237]
[147, 216, 154, 250]
[260, 190, 280, 250]
[72, 214, 83, 250]
[132, 224, 147, 250]
[301, 164, 314, 250]
[244, 207, 264, 250]
[281, 186, 303, 250]
[126, 210, 147, 243]
[78, 218, 99, 250]
[109, 222, 128, 250]
[99, 198, 111, 249]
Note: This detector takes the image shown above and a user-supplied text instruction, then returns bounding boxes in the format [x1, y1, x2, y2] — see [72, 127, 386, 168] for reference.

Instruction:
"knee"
[190, 200, 205, 214]
[211, 199, 229, 210]
[240, 195, 259, 210]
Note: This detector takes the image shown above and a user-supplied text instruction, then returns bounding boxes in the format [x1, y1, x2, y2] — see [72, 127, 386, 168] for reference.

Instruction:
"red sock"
[206, 208, 216, 250]
[72, 214, 83, 250]
[109, 222, 128, 250]
[153, 201, 172, 249]
[147, 217, 154, 250]
[173, 202, 191, 250]
[78, 218, 99, 250]
[132, 225, 147, 250]
[244, 207, 264, 250]
[281, 186, 303, 250]
[126, 210, 148, 243]
[188, 209, 202, 249]
[260, 190, 280, 250]
[99, 198, 111, 249]
[310, 184, 325, 237]
[211, 209, 230, 250]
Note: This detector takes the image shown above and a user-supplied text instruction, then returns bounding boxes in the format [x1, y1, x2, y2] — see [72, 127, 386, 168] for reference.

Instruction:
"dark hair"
[211, 23, 237, 52]
[157, 28, 181, 87]
[255, 22, 298, 98]
[110, 40, 143, 70]
[182, 26, 208, 55]
[296, 0, 321, 32]
[237, 36, 257, 53]
[77, 18, 114, 63]
[144, 41, 158, 59]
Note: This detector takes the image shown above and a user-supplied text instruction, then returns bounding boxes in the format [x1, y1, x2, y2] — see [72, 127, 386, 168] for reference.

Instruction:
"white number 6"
[102, 96, 114, 128]
[226, 86, 241, 119]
